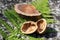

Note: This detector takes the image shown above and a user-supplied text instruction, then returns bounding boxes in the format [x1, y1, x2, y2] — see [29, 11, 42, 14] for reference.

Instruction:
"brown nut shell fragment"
[36, 19, 47, 34]
[21, 21, 37, 34]
[14, 3, 41, 16]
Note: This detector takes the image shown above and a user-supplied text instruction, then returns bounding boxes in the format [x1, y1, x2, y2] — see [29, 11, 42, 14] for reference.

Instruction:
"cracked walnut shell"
[14, 3, 41, 16]
[21, 21, 37, 34]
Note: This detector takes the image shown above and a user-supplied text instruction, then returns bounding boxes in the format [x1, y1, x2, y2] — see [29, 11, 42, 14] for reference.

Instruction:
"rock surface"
[0, 0, 60, 40]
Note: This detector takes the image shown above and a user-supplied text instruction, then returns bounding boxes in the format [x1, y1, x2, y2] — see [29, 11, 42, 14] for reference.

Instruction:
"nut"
[14, 3, 41, 16]
[21, 21, 37, 34]
[36, 19, 47, 34]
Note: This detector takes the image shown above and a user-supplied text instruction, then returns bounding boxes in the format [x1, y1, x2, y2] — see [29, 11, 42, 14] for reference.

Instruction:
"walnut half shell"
[14, 3, 41, 16]
[21, 21, 37, 34]
[36, 19, 47, 34]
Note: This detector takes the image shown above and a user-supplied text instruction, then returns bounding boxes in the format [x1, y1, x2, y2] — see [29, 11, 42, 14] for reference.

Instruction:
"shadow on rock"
[52, 14, 60, 21]
[27, 27, 57, 38]
[55, 16, 60, 21]
[44, 27, 57, 38]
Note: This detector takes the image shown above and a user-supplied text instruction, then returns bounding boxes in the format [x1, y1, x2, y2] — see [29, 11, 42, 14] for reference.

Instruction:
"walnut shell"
[14, 3, 41, 16]
[21, 21, 37, 34]
[36, 19, 47, 34]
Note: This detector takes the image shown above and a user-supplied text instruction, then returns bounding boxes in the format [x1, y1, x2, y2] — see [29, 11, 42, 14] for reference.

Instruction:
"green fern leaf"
[0, 26, 7, 38]
[4, 11, 19, 28]
[0, 18, 13, 32]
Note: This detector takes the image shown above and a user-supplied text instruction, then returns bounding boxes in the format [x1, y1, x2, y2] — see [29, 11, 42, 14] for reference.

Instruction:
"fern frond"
[31, 0, 49, 13]
[4, 11, 19, 28]
[0, 26, 7, 38]
[8, 9, 26, 23]
[6, 9, 26, 26]
[42, 14, 53, 18]
[46, 19, 55, 23]
[0, 18, 13, 32]
[31, 0, 54, 24]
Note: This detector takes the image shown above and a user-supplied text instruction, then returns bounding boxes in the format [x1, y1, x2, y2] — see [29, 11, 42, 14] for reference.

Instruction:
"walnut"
[14, 3, 41, 16]
[36, 19, 47, 34]
[21, 21, 37, 34]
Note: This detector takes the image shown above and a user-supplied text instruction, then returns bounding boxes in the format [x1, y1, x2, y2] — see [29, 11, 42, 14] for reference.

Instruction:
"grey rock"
[48, 38, 52, 40]
[0, 35, 3, 40]
[25, 36, 29, 40]
[0, 0, 60, 40]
